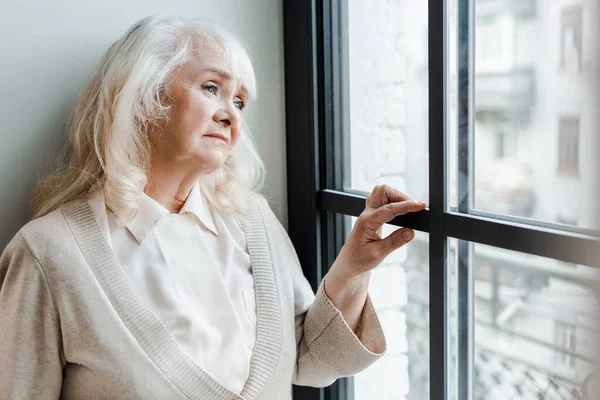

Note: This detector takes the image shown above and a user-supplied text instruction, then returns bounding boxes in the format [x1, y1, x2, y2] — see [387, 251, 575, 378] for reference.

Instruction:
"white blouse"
[88, 183, 256, 394]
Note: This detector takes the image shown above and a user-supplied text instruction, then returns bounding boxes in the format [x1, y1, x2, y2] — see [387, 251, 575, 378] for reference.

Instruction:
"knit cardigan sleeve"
[265, 200, 387, 387]
[0, 232, 64, 400]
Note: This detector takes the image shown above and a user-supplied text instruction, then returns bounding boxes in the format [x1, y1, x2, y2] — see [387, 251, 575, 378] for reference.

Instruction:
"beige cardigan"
[0, 193, 386, 399]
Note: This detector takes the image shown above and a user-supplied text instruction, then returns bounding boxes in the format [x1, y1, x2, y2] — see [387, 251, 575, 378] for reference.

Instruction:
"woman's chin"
[196, 152, 228, 173]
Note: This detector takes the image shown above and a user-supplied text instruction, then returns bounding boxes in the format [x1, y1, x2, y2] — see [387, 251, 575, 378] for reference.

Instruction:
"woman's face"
[152, 47, 248, 174]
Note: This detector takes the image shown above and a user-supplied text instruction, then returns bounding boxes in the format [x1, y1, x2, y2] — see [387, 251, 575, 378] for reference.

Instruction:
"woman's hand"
[333, 184, 427, 277]
[323, 184, 427, 334]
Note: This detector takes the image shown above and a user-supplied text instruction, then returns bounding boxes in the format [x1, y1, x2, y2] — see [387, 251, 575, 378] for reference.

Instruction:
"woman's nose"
[213, 103, 240, 127]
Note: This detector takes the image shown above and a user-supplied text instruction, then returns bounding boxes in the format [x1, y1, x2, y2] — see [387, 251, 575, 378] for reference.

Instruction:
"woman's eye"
[202, 84, 218, 95]
[234, 100, 245, 110]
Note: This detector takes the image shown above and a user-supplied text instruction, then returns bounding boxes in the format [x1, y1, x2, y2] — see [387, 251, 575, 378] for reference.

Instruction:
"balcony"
[475, 69, 536, 123]
[476, 0, 536, 18]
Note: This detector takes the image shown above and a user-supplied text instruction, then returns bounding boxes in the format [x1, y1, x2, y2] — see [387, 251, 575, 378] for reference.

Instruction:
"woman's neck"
[144, 164, 203, 214]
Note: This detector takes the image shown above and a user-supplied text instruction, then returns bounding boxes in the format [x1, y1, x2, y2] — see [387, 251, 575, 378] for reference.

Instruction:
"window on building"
[283, 1, 600, 399]
[558, 116, 580, 176]
[475, 15, 514, 73]
[555, 322, 577, 369]
[495, 131, 516, 159]
[560, 5, 583, 72]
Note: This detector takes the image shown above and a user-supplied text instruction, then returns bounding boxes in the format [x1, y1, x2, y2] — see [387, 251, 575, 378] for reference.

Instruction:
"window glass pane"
[449, 0, 600, 231]
[347, 218, 430, 400]
[345, 0, 429, 202]
[449, 239, 600, 399]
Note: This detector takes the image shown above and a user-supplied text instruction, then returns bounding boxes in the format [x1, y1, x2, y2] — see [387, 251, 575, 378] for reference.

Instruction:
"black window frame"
[283, 1, 600, 399]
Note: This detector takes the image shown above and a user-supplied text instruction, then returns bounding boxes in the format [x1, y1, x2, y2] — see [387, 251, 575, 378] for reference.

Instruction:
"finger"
[367, 184, 410, 208]
[368, 200, 427, 226]
[377, 228, 415, 259]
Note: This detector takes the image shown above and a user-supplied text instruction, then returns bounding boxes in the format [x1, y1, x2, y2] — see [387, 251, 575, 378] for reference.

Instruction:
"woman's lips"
[203, 133, 229, 144]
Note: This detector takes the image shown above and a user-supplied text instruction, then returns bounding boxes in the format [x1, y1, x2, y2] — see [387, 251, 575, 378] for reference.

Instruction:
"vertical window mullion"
[429, 1, 449, 400]
[457, 0, 475, 398]
[284, 0, 325, 398]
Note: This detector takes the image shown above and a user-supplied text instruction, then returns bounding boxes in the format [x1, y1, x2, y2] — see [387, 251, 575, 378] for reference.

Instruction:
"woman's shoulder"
[7, 198, 84, 264]
[244, 193, 284, 228]
[21, 204, 72, 242]
[250, 193, 277, 217]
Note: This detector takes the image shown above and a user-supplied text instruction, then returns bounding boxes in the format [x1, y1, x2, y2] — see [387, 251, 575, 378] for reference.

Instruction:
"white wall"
[0, 0, 287, 250]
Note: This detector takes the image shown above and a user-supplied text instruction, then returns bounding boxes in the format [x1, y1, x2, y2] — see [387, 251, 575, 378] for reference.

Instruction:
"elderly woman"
[0, 15, 426, 399]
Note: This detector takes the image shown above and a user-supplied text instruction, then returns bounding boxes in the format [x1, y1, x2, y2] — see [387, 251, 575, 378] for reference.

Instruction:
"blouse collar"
[103, 182, 219, 244]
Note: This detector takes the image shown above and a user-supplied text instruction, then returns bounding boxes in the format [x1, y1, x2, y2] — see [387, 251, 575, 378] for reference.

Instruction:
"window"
[555, 322, 577, 369]
[495, 131, 516, 160]
[469, 1, 593, 231]
[458, 242, 596, 398]
[283, 1, 600, 399]
[558, 116, 580, 177]
[475, 15, 514, 73]
[560, 5, 583, 72]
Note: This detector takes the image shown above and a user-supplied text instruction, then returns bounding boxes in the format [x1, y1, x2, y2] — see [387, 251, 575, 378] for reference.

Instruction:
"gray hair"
[31, 14, 265, 222]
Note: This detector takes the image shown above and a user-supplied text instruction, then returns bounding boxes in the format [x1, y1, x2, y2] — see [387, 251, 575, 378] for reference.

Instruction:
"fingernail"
[402, 229, 414, 241]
